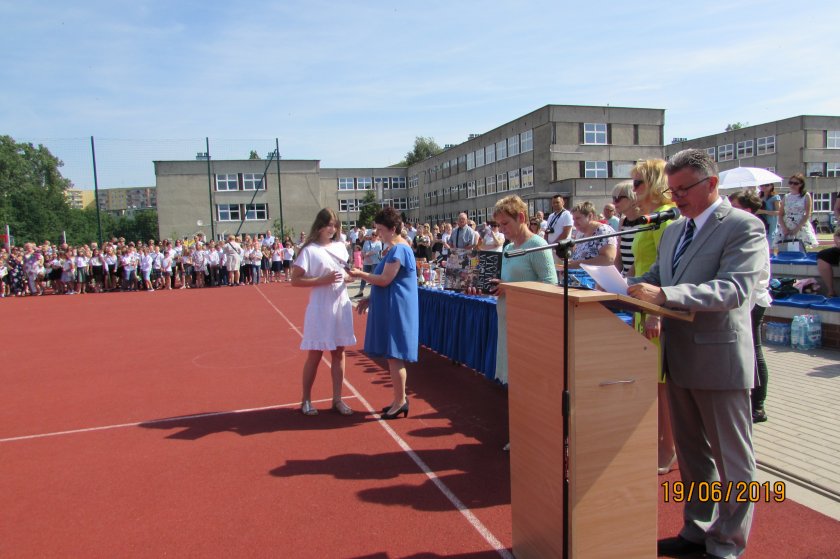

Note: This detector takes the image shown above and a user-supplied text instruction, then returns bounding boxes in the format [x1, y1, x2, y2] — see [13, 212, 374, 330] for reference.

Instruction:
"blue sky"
[2, 0, 839, 189]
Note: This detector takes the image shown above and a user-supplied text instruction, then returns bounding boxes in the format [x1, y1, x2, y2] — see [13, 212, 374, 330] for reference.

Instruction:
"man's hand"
[627, 282, 666, 306]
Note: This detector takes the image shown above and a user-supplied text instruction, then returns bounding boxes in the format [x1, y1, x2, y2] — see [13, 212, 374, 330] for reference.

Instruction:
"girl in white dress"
[291, 208, 356, 416]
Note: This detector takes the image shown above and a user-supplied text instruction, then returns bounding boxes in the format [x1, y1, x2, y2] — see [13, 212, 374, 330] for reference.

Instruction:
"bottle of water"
[765, 322, 775, 344]
[791, 316, 804, 349]
[808, 314, 822, 349]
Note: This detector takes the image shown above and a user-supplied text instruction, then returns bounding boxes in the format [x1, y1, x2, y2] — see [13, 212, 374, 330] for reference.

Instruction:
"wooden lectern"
[503, 282, 692, 559]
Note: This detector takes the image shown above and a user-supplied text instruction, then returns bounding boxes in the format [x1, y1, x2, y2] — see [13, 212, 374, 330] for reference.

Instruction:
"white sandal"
[331, 400, 353, 416]
[301, 400, 318, 416]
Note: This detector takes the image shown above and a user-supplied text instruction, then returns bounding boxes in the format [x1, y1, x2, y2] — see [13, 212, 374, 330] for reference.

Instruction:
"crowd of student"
[0, 231, 299, 297]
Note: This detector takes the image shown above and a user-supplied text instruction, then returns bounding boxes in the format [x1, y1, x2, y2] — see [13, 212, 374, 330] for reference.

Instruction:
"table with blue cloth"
[418, 287, 499, 381]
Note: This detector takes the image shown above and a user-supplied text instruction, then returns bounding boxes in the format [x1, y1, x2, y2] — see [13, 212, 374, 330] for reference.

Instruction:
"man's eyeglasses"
[612, 196, 628, 203]
[666, 177, 710, 198]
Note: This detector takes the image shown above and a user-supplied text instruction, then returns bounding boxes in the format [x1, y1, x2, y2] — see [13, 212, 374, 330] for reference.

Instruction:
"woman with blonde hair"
[631, 158, 678, 475]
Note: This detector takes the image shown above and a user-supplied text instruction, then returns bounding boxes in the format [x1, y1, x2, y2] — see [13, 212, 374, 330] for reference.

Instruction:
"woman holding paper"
[630, 158, 678, 475]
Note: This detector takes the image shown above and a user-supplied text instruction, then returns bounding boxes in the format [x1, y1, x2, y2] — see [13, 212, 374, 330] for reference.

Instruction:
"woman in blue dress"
[351, 207, 419, 420]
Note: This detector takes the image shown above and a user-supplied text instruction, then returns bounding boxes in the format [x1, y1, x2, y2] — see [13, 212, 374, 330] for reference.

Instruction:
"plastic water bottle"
[790, 315, 808, 349]
[807, 314, 822, 349]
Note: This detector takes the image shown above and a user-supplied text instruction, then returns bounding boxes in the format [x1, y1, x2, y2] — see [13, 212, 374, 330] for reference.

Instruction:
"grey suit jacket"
[630, 198, 766, 390]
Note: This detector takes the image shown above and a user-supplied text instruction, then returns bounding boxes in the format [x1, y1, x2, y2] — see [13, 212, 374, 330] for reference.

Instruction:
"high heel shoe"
[381, 402, 409, 420]
[658, 454, 677, 475]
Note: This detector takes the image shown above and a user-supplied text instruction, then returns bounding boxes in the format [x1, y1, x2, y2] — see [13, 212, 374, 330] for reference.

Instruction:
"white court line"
[254, 286, 513, 559]
[0, 398, 341, 443]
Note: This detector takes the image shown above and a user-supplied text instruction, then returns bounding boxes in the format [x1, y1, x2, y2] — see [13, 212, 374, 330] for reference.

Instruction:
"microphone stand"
[504, 222, 663, 559]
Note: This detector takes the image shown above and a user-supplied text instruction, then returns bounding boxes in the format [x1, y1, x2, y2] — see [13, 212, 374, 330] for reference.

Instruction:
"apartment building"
[65, 188, 95, 210]
[97, 187, 157, 216]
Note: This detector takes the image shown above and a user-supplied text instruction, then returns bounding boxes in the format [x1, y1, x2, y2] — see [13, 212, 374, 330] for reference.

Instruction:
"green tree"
[0, 135, 73, 243]
[357, 191, 381, 228]
[249, 150, 261, 160]
[397, 136, 444, 166]
[725, 122, 748, 131]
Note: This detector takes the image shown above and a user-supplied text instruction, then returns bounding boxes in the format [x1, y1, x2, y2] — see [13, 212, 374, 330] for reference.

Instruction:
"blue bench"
[770, 251, 813, 265]
[809, 297, 840, 312]
[773, 294, 827, 308]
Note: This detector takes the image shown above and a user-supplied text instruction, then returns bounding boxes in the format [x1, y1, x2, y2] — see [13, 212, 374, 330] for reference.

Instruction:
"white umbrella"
[717, 167, 783, 191]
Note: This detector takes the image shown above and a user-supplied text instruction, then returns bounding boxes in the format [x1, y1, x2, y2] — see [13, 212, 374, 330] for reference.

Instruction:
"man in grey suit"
[627, 149, 766, 559]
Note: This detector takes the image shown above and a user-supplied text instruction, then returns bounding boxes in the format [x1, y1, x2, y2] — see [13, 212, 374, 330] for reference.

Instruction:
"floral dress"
[775, 193, 818, 247]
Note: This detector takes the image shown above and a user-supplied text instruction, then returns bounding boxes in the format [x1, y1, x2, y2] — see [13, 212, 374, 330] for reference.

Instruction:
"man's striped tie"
[672, 219, 695, 273]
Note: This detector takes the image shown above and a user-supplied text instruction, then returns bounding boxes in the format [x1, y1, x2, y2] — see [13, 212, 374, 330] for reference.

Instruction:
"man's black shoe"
[752, 408, 767, 423]
[657, 536, 705, 557]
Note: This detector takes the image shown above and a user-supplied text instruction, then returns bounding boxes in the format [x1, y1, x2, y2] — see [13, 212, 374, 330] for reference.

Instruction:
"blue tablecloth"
[418, 287, 498, 381]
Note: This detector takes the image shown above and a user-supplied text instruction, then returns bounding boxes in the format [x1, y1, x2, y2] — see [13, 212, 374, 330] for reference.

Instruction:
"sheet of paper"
[579, 263, 628, 295]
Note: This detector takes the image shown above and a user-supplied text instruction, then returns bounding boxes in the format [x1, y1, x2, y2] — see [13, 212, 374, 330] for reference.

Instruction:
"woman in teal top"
[490, 195, 556, 386]
[631, 159, 677, 475]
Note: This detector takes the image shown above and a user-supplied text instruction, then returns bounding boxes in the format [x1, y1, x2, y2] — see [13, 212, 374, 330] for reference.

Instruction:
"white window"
[521, 166, 534, 189]
[486, 175, 496, 195]
[485, 144, 495, 164]
[497, 172, 508, 191]
[442, 160, 450, 174]
[216, 174, 238, 191]
[612, 161, 634, 179]
[391, 177, 406, 189]
[393, 198, 408, 210]
[827, 163, 840, 177]
[828, 130, 840, 149]
[521, 129, 533, 152]
[339, 199, 359, 212]
[467, 152, 475, 170]
[217, 204, 240, 221]
[375, 177, 390, 191]
[508, 169, 521, 189]
[706, 147, 717, 160]
[475, 148, 485, 167]
[242, 173, 265, 190]
[584, 161, 608, 178]
[476, 177, 486, 197]
[807, 162, 826, 177]
[338, 177, 355, 191]
[477, 208, 486, 224]
[458, 155, 466, 172]
[757, 135, 776, 155]
[245, 203, 268, 220]
[584, 123, 608, 145]
[496, 140, 507, 161]
[357, 177, 373, 190]
[813, 193, 832, 212]
[467, 180, 476, 198]
[736, 140, 754, 159]
[508, 135, 520, 156]
[718, 144, 734, 162]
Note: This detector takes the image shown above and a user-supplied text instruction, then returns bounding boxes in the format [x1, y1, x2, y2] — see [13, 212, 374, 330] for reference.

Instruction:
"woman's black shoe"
[752, 408, 767, 423]
[381, 402, 409, 419]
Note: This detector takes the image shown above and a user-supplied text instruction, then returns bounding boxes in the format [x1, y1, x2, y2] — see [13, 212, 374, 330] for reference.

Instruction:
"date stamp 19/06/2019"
[662, 481, 786, 503]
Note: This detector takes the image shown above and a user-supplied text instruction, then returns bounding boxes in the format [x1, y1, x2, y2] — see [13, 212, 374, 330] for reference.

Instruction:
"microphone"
[624, 207, 680, 226]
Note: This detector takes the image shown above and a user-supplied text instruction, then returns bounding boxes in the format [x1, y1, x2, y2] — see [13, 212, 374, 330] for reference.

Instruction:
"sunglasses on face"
[613, 196, 628, 203]
[788, 181, 802, 186]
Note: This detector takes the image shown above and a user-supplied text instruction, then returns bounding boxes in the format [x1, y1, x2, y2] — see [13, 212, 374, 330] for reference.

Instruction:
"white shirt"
[546, 210, 574, 243]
